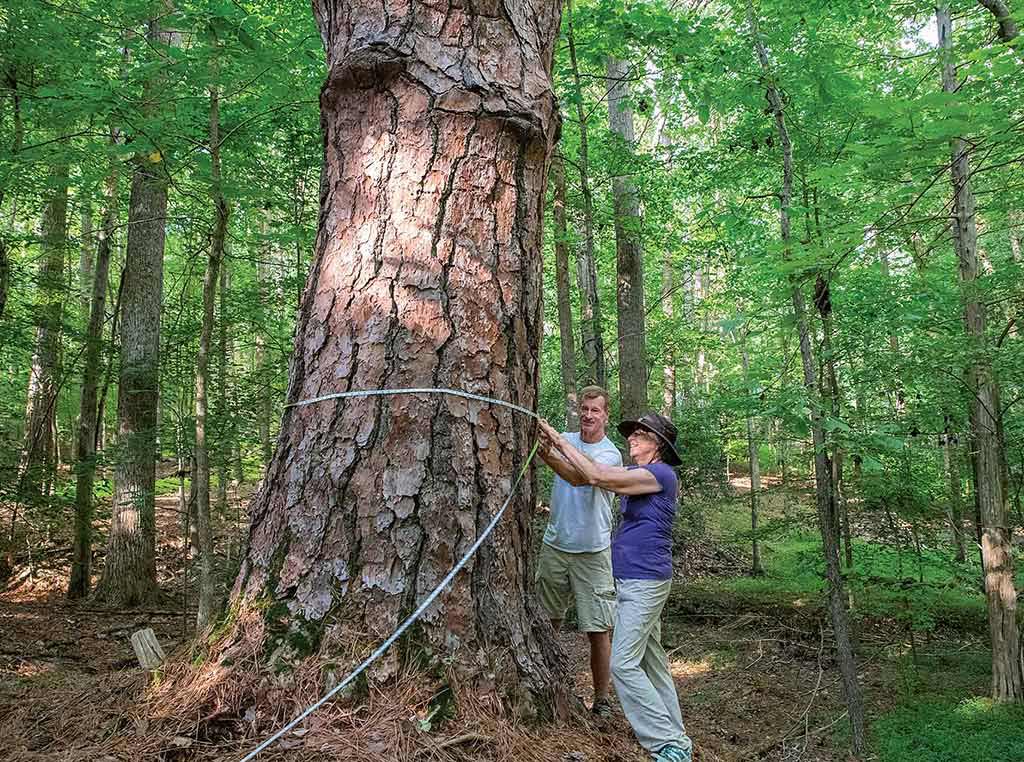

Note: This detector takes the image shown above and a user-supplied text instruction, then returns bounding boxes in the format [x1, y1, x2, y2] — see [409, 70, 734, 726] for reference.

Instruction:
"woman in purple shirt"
[538, 412, 692, 762]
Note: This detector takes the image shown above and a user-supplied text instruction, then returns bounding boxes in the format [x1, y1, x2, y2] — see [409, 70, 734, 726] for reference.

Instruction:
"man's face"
[578, 395, 609, 442]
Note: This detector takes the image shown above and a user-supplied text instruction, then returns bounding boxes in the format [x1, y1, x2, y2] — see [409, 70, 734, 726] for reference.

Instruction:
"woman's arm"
[536, 437, 589, 486]
[537, 420, 662, 496]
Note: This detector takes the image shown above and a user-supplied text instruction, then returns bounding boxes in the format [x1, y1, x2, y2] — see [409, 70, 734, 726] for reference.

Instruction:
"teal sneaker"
[653, 744, 691, 762]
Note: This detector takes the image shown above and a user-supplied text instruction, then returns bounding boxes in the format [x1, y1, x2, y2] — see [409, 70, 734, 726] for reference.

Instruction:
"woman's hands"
[537, 419, 563, 455]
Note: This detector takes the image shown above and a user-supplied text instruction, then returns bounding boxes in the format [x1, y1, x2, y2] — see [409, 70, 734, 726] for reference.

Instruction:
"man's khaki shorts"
[536, 544, 616, 632]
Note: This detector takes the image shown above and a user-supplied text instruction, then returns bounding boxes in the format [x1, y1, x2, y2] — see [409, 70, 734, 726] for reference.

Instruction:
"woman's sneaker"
[653, 744, 691, 762]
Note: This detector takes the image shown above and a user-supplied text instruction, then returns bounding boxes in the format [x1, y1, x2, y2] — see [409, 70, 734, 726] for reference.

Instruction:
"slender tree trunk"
[256, 224, 272, 464]
[939, 5, 1023, 701]
[662, 253, 676, 417]
[694, 268, 707, 395]
[219, 1, 567, 712]
[95, 16, 173, 606]
[748, 2, 867, 751]
[69, 153, 118, 599]
[216, 261, 230, 513]
[79, 198, 94, 320]
[0, 67, 23, 322]
[95, 262, 124, 453]
[196, 76, 229, 632]
[606, 55, 648, 418]
[552, 155, 579, 431]
[1010, 210, 1022, 262]
[944, 428, 967, 563]
[566, 0, 605, 387]
[18, 164, 68, 513]
[740, 344, 762, 575]
[814, 273, 851, 566]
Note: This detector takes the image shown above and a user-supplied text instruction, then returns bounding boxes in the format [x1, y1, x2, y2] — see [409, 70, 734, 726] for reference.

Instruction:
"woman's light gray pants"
[611, 578, 692, 759]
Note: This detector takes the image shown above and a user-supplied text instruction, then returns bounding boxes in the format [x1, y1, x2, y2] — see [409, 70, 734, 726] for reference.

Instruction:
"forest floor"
[0, 470, 1013, 761]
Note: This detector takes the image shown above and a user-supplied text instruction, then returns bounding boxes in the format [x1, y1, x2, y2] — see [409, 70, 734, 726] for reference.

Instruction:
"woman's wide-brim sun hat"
[617, 412, 683, 466]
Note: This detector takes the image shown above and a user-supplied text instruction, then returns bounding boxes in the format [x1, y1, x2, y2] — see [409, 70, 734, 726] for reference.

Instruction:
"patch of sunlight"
[16, 660, 59, 679]
[670, 658, 713, 678]
[954, 696, 998, 718]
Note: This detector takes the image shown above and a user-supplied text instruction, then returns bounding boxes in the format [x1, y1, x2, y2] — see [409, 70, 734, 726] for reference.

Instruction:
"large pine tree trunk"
[939, 5, 1023, 702]
[747, 2, 867, 752]
[606, 55, 648, 419]
[18, 164, 68, 508]
[95, 17, 172, 605]
[551, 155, 579, 431]
[227, 0, 566, 712]
[69, 156, 117, 599]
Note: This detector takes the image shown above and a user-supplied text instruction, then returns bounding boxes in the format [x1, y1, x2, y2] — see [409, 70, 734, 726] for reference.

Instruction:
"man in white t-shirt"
[536, 385, 623, 717]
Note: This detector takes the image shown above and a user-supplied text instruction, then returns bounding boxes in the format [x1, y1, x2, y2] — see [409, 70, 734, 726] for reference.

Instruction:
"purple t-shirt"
[611, 463, 678, 580]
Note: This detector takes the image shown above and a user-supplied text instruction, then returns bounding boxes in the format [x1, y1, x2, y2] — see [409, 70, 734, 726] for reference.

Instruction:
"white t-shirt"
[542, 432, 623, 553]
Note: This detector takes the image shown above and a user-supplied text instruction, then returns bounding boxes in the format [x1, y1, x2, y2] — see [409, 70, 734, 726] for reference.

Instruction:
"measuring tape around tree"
[240, 388, 541, 761]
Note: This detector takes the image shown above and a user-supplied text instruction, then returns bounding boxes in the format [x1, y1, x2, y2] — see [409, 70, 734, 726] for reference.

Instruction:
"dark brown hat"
[617, 412, 682, 466]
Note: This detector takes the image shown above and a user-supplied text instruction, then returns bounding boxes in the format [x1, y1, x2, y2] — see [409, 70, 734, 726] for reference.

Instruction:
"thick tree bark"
[565, 0, 605, 387]
[226, 0, 567, 713]
[606, 55, 648, 419]
[196, 78, 229, 631]
[748, 2, 867, 752]
[939, 5, 1023, 702]
[551, 154, 579, 431]
[95, 16, 172, 606]
[18, 164, 68, 509]
[69, 156, 118, 599]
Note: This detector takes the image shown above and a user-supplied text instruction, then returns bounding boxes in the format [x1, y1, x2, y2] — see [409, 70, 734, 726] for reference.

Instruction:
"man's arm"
[538, 420, 661, 496]
[537, 435, 589, 486]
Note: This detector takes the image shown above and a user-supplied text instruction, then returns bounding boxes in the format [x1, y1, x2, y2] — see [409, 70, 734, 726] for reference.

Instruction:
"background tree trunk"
[944, 429, 967, 563]
[216, 260, 230, 513]
[196, 77, 228, 631]
[741, 344, 762, 575]
[69, 155, 117, 599]
[662, 252, 676, 417]
[566, 0, 605, 388]
[552, 155, 579, 431]
[255, 225, 272, 464]
[606, 55, 648, 419]
[18, 164, 68, 511]
[938, 4, 1023, 702]
[227, 0, 567, 713]
[748, 1, 867, 751]
[95, 16, 172, 606]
